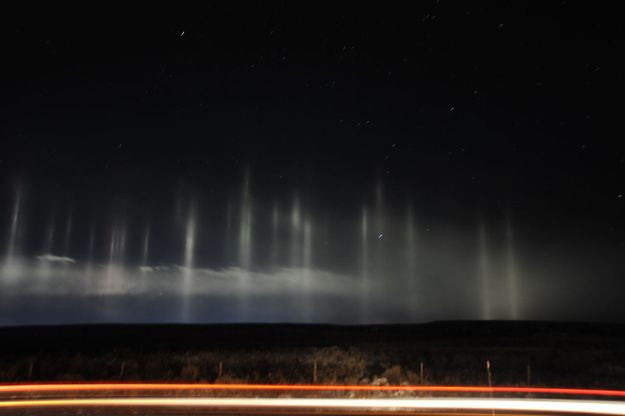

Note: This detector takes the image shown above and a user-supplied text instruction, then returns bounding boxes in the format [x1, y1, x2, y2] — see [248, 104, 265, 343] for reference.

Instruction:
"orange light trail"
[1, 383, 625, 397]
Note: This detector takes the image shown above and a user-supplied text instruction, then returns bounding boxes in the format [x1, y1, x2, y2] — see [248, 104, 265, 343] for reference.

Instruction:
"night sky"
[1, 2, 625, 324]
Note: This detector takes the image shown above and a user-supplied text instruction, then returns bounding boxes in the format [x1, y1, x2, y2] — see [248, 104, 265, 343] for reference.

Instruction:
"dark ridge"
[2, 321, 625, 353]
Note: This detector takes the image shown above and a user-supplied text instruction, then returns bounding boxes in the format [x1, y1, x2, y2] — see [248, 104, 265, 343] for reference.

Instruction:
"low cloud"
[36, 254, 77, 264]
[1, 256, 366, 299]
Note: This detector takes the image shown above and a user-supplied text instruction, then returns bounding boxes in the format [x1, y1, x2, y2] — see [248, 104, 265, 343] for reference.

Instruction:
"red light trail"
[1, 383, 625, 397]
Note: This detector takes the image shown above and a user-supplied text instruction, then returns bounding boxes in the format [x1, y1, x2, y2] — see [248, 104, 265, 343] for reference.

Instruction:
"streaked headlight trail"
[3, 384, 625, 415]
[2, 397, 625, 415]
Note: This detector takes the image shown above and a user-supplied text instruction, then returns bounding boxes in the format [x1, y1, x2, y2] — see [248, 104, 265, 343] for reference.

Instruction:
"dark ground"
[1, 321, 624, 388]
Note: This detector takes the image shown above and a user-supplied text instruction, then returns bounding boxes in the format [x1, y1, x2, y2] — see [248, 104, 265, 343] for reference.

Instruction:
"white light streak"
[2, 397, 625, 415]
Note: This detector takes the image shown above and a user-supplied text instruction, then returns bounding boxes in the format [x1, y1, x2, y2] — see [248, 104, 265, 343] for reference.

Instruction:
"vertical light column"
[302, 217, 312, 320]
[505, 215, 519, 320]
[406, 202, 417, 319]
[63, 208, 73, 257]
[106, 225, 118, 292]
[106, 222, 126, 293]
[182, 204, 196, 321]
[289, 196, 301, 268]
[2, 186, 22, 287]
[184, 208, 196, 271]
[238, 172, 252, 271]
[373, 180, 385, 320]
[271, 202, 280, 269]
[224, 194, 232, 266]
[374, 180, 385, 278]
[360, 205, 369, 323]
[478, 220, 492, 320]
[84, 226, 95, 293]
[6, 187, 21, 261]
[141, 222, 150, 267]
[237, 171, 253, 321]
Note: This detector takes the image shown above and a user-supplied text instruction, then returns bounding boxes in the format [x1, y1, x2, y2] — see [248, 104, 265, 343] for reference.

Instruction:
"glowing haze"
[0, 174, 611, 325]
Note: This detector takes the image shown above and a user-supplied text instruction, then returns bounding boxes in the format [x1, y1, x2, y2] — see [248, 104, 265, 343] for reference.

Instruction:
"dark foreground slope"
[1, 321, 624, 387]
